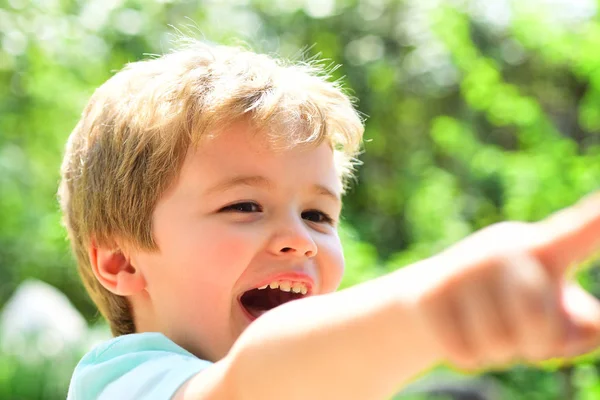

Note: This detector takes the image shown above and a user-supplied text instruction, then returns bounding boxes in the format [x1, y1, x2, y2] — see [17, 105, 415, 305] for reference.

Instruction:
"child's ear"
[88, 238, 146, 296]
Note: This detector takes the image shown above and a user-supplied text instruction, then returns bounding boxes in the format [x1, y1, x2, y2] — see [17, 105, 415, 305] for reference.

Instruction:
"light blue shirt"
[68, 332, 212, 400]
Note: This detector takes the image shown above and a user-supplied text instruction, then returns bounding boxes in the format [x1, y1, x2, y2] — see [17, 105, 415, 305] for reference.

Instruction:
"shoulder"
[68, 332, 212, 400]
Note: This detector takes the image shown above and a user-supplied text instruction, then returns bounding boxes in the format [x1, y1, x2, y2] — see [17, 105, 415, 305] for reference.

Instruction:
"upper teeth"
[258, 280, 308, 295]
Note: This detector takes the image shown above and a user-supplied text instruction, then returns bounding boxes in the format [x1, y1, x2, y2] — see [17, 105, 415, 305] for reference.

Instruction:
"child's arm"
[176, 265, 437, 399]
[175, 192, 600, 400]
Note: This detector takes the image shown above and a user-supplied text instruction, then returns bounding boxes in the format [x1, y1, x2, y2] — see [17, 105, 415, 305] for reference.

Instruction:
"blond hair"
[58, 40, 364, 336]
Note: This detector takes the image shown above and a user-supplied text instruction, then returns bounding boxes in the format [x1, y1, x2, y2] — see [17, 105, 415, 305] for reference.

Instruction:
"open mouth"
[239, 281, 309, 320]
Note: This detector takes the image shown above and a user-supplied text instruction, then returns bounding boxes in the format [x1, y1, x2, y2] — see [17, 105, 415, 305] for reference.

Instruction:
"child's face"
[129, 120, 345, 361]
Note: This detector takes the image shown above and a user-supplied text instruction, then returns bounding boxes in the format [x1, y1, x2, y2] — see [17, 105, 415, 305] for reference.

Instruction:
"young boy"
[60, 40, 600, 400]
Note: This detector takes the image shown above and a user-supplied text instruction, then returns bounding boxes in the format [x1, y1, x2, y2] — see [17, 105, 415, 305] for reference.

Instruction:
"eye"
[221, 202, 262, 213]
[302, 210, 334, 225]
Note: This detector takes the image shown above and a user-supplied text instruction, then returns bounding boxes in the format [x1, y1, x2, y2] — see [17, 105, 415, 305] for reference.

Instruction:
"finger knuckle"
[519, 339, 551, 361]
[452, 350, 480, 371]
[522, 295, 548, 323]
[483, 331, 514, 363]
[525, 347, 551, 362]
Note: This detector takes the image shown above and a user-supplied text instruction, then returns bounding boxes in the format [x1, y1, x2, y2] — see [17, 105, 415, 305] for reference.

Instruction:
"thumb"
[561, 282, 600, 358]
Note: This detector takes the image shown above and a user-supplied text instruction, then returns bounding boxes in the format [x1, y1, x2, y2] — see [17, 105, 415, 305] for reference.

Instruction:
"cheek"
[319, 236, 345, 293]
[162, 220, 258, 272]
[199, 224, 259, 273]
[148, 221, 261, 302]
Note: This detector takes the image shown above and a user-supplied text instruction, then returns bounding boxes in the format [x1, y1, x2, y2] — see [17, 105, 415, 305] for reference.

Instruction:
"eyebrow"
[204, 175, 341, 204]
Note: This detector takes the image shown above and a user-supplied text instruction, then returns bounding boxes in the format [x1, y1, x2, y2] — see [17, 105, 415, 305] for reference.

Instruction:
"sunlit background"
[2, 0, 600, 398]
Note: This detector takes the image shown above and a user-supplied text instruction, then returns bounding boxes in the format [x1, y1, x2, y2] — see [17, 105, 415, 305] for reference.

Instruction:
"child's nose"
[269, 219, 318, 258]
[279, 244, 317, 258]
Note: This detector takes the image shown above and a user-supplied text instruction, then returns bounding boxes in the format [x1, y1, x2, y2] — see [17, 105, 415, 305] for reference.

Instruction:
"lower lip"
[238, 300, 257, 322]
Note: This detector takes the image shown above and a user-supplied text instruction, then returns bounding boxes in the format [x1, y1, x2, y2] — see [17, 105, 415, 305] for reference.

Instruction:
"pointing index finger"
[535, 191, 600, 276]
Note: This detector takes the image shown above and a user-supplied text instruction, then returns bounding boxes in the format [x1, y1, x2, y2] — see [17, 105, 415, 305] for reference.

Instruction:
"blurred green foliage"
[1, 0, 600, 398]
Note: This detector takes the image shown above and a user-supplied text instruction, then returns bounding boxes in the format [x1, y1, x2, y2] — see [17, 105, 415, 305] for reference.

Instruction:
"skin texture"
[89, 121, 600, 400]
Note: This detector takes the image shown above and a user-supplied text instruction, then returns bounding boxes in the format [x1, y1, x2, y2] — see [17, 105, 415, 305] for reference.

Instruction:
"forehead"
[179, 120, 343, 193]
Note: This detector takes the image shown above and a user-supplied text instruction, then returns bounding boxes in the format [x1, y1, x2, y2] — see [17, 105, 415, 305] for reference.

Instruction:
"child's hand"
[412, 192, 600, 371]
